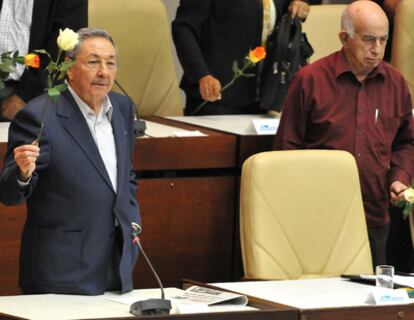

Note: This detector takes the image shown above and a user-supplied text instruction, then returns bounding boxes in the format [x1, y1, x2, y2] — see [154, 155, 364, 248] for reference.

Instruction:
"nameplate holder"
[369, 288, 410, 305]
[252, 119, 279, 135]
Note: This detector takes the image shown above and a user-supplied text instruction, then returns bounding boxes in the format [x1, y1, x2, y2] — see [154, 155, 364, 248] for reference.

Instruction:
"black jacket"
[172, 0, 291, 111]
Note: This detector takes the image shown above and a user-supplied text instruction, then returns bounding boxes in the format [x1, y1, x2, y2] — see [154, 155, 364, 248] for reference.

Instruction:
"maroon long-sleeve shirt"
[274, 49, 414, 227]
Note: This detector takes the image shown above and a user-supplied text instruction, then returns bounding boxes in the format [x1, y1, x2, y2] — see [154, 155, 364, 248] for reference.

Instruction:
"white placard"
[369, 288, 410, 305]
[252, 119, 279, 135]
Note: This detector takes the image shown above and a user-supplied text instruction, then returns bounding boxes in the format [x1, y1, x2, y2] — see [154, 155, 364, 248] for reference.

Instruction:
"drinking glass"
[375, 265, 394, 289]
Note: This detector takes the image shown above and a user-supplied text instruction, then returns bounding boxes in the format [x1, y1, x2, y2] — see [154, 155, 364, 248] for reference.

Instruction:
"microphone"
[129, 222, 172, 316]
[114, 80, 146, 138]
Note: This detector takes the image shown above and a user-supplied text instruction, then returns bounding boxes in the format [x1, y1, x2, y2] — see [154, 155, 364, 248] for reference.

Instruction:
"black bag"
[260, 14, 314, 112]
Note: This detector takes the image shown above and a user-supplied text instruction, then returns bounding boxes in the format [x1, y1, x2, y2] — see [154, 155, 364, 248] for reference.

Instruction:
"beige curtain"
[391, 0, 414, 109]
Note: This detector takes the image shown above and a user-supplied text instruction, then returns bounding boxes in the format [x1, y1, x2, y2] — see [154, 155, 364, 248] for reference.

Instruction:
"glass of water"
[376, 265, 394, 289]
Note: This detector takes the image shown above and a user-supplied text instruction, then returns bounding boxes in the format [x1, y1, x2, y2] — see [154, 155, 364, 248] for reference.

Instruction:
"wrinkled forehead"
[354, 24, 388, 40]
[77, 37, 117, 59]
[352, 9, 389, 36]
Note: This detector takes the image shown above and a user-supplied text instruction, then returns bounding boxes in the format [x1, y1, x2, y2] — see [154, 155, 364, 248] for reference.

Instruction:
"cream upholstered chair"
[88, 0, 183, 116]
[391, 0, 414, 108]
[240, 150, 373, 280]
[302, 5, 347, 62]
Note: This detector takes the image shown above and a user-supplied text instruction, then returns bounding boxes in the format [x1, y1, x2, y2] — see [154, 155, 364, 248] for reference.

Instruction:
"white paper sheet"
[213, 278, 383, 309]
[142, 121, 208, 138]
[168, 115, 280, 136]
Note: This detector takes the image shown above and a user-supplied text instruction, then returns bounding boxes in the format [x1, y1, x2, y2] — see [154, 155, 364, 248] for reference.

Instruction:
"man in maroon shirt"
[274, 0, 414, 267]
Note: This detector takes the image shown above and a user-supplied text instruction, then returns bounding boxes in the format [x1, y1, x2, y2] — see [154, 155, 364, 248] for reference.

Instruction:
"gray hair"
[65, 27, 117, 59]
[341, 9, 356, 38]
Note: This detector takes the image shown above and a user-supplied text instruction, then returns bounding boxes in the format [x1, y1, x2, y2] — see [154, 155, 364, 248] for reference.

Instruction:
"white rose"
[57, 28, 79, 51]
[403, 187, 414, 203]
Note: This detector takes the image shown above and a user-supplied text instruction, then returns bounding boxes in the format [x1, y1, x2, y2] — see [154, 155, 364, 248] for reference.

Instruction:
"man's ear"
[65, 57, 74, 80]
[66, 67, 73, 80]
[339, 31, 349, 47]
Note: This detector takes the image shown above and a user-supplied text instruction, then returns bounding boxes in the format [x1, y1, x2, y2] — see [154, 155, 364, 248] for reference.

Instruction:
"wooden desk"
[0, 286, 298, 320]
[132, 117, 240, 290]
[0, 116, 272, 295]
[211, 278, 414, 320]
[182, 279, 414, 320]
[300, 304, 414, 320]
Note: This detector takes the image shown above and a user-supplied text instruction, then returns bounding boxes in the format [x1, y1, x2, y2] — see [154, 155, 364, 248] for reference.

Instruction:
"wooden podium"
[0, 116, 273, 295]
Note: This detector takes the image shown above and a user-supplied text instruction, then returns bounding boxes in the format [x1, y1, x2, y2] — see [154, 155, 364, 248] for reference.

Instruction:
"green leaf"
[47, 76, 53, 89]
[57, 71, 67, 80]
[0, 63, 11, 73]
[34, 49, 52, 61]
[46, 61, 58, 73]
[0, 59, 13, 72]
[47, 87, 60, 97]
[54, 83, 68, 93]
[15, 56, 24, 64]
[232, 60, 239, 73]
[395, 200, 413, 220]
[0, 79, 4, 89]
[59, 60, 76, 72]
[402, 203, 412, 220]
[47, 88, 60, 103]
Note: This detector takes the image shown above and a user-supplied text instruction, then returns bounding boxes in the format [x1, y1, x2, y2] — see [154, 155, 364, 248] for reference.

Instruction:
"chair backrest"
[391, 0, 414, 108]
[240, 150, 373, 280]
[88, 0, 183, 116]
[302, 4, 347, 62]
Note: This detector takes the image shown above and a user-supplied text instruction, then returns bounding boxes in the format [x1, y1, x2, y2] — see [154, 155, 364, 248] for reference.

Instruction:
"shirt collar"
[67, 83, 113, 121]
[334, 48, 386, 81]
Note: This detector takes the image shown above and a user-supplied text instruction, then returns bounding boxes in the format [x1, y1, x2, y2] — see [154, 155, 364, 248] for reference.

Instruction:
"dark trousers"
[386, 206, 414, 272]
[106, 226, 122, 291]
[368, 224, 390, 268]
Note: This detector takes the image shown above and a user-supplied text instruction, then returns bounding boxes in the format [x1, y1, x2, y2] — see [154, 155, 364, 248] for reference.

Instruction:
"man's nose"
[96, 63, 110, 75]
[371, 39, 385, 54]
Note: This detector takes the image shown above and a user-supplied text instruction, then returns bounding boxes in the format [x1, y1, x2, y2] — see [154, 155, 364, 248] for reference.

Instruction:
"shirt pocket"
[381, 116, 399, 131]
[378, 116, 400, 146]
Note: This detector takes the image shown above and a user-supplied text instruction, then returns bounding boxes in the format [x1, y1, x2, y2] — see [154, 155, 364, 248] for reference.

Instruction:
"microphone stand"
[114, 80, 147, 138]
[130, 222, 172, 316]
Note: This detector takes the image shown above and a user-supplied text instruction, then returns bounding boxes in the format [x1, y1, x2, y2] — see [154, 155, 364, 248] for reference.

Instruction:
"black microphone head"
[114, 79, 146, 138]
[133, 118, 146, 138]
[130, 298, 172, 316]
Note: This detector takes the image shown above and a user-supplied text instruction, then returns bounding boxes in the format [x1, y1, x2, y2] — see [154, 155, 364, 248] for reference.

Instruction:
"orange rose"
[24, 53, 40, 68]
[248, 46, 266, 64]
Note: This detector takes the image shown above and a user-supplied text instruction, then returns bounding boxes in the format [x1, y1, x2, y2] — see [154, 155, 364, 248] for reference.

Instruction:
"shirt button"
[356, 153, 361, 158]
[358, 108, 363, 113]
[358, 130, 363, 136]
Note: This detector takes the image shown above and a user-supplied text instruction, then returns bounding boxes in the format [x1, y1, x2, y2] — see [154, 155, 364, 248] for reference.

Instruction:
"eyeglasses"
[82, 58, 117, 70]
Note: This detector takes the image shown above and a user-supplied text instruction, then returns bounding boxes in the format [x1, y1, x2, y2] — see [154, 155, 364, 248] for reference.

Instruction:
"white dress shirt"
[68, 85, 118, 193]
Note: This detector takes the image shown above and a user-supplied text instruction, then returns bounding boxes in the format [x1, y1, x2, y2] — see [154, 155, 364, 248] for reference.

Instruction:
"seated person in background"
[0, 0, 87, 121]
[0, 27, 141, 295]
[172, 0, 310, 115]
[274, 1, 414, 267]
